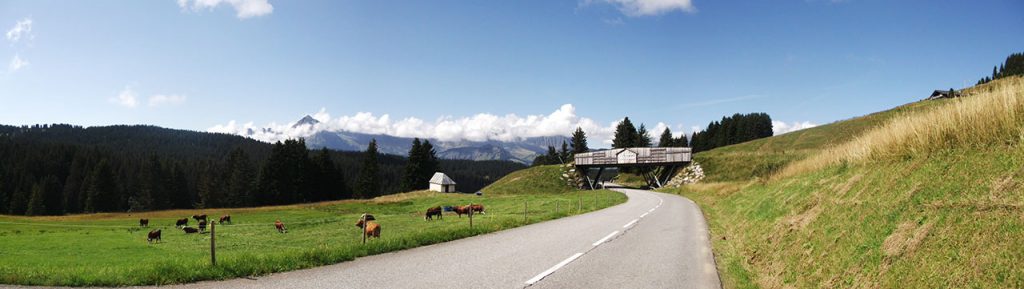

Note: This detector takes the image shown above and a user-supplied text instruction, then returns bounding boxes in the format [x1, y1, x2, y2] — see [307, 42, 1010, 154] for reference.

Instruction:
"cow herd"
[140, 214, 232, 243]
[139, 203, 487, 244]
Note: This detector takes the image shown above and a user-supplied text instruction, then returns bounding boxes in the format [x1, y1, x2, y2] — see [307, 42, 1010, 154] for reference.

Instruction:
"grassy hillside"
[665, 77, 1024, 288]
[0, 165, 625, 286]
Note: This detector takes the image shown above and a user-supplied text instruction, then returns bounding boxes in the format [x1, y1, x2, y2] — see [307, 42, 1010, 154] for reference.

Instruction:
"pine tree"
[612, 117, 637, 149]
[225, 148, 256, 207]
[546, 145, 559, 164]
[559, 140, 570, 163]
[84, 159, 118, 213]
[417, 140, 440, 189]
[311, 148, 345, 201]
[26, 183, 46, 216]
[355, 139, 381, 198]
[636, 124, 651, 147]
[570, 127, 589, 155]
[401, 138, 423, 192]
[658, 127, 674, 147]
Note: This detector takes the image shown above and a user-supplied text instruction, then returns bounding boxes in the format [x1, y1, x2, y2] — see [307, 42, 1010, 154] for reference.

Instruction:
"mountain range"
[266, 115, 570, 164]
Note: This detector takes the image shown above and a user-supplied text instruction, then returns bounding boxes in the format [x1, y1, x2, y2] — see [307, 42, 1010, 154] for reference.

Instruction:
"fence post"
[469, 205, 473, 229]
[523, 201, 528, 223]
[361, 213, 367, 245]
[210, 221, 216, 266]
[556, 201, 559, 215]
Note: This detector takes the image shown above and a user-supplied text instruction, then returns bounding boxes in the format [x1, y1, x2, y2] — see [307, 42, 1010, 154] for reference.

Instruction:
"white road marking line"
[592, 231, 619, 246]
[623, 219, 638, 228]
[648, 208, 656, 213]
[640, 212, 649, 218]
[525, 253, 584, 285]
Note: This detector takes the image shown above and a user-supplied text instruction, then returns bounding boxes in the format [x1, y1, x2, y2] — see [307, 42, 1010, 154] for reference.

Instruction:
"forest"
[0, 124, 525, 216]
[977, 52, 1024, 85]
[688, 113, 773, 153]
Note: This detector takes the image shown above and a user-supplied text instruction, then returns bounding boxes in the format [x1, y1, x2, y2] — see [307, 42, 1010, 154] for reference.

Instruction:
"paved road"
[15, 186, 719, 289]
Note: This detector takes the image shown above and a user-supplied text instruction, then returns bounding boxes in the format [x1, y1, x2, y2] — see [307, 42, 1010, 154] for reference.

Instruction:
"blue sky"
[1, 0, 1022, 144]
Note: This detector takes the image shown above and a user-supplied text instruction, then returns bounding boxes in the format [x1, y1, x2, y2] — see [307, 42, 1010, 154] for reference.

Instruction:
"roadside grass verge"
[0, 165, 626, 286]
[664, 77, 1024, 288]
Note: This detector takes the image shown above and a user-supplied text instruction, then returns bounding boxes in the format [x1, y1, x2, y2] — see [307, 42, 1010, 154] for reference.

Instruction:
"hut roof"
[429, 172, 456, 185]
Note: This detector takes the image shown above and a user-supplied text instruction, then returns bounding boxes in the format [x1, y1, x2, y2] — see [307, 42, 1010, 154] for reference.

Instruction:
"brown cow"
[355, 219, 381, 238]
[147, 229, 161, 243]
[219, 215, 231, 224]
[192, 214, 207, 222]
[198, 220, 207, 232]
[275, 220, 287, 233]
[182, 227, 199, 234]
[452, 205, 471, 218]
[139, 218, 149, 227]
[470, 204, 485, 214]
[425, 206, 443, 220]
[175, 218, 188, 228]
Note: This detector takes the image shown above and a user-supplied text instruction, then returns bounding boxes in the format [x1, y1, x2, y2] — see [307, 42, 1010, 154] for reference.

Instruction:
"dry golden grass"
[782, 76, 1024, 177]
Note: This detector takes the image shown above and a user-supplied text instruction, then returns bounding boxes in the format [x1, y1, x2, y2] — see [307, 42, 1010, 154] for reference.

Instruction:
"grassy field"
[663, 77, 1024, 288]
[0, 165, 626, 286]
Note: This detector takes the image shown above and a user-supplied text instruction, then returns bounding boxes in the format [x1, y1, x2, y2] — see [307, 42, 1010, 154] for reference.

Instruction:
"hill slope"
[666, 77, 1024, 288]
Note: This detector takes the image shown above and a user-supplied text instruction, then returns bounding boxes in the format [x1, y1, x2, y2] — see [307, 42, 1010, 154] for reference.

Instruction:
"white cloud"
[8, 54, 28, 72]
[5, 18, 32, 43]
[208, 104, 641, 146]
[110, 86, 139, 108]
[148, 94, 187, 107]
[178, 0, 274, 19]
[772, 121, 818, 135]
[598, 0, 695, 17]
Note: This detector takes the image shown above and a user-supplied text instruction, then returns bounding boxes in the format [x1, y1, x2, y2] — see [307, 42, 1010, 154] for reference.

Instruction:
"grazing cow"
[470, 204, 486, 214]
[147, 229, 161, 243]
[275, 220, 287, 233]
[198, 220, 207, 232]
[219, 215, 231, 224]
[425, 206, 443, 220]
[139, 218, 149, 227]
[182, 227, 199, 234]
[355, 219, 381, 239]
[175, 218, 188, 228]
[452, 205, 471, 218]
[192, 214, 207, 222]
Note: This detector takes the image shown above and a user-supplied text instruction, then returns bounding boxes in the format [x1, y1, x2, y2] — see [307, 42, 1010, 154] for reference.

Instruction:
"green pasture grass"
[0, 166, 625, 286]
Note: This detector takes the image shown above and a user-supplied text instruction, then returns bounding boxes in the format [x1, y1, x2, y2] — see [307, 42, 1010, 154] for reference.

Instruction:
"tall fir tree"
[417, 140, 440, 189]
[570, 127, 589, 155]
[84, 159, 118, 213]
[26, 183, 47, 216]
[355, 139, 381, 198]
[658, 127, 674, 147]
[559, 141, 570, 163]
[225, 148, 256, 207]
[400, 138, 423, 192]
[636, 124, 652, 147]
[612, 117, 637, 149]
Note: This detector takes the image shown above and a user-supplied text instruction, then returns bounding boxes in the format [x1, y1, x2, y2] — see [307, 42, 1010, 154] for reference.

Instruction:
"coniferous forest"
[977, 52, 1024, 85]
[0, 124, 525, 216]
[688, 113, 773, 153]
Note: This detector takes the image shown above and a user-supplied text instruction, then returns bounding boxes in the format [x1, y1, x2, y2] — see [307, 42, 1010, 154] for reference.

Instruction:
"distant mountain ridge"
[266, 115, 570, 164]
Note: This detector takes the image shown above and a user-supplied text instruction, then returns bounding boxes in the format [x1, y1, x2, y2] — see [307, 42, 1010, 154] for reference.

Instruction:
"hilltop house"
[429, 172, 457, 193]
[926, 89, 961, 100]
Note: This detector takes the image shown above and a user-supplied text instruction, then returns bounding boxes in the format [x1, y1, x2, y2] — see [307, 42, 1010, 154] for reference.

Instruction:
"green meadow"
[0, 165, 626, 286]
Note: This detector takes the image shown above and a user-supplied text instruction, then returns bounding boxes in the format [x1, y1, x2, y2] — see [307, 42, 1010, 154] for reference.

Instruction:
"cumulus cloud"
[8, 54, 28, 72]
[597, 0, 696, 16]
[148, 94, 187, 107]
[209, 104, 638, 145]
[5, 18, 32, 43]
[110, 86, 139, 108]
[177, 0, 274, 19]
[772, 121, 818, 135]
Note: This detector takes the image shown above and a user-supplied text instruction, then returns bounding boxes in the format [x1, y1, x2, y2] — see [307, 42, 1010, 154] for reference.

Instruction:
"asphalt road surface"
[14, 186, 720, 289]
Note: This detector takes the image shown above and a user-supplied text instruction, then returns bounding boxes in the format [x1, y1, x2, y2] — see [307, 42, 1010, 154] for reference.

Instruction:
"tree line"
[0, 124, 524, 216]
[689, 113, 773, 153]
[977, 52, 1024, 85]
